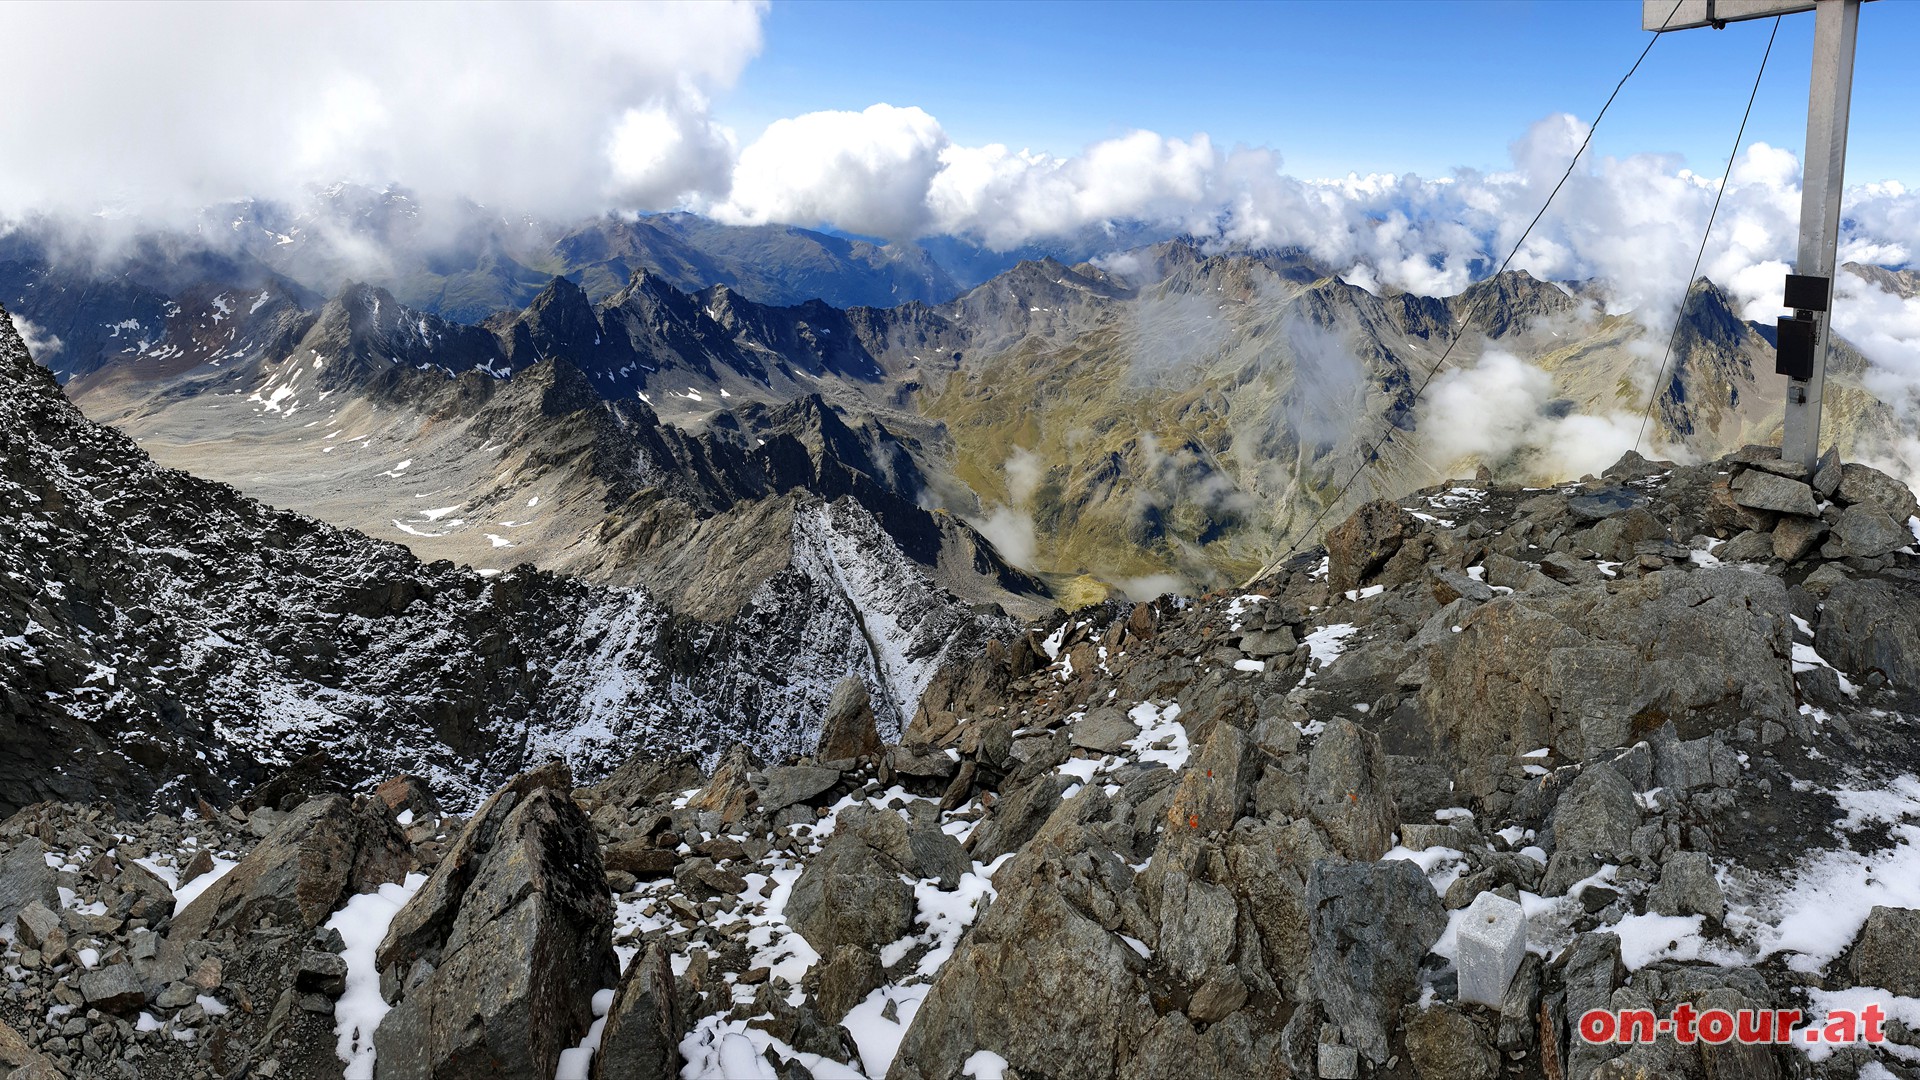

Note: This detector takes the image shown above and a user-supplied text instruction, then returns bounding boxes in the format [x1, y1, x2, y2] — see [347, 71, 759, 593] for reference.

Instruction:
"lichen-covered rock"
[1303, 718, 1397, 861]
[1326, 499, 1416, 594]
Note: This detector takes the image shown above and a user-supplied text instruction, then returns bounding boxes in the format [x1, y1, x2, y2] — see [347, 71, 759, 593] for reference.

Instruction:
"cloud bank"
[0, 2, 764, 218]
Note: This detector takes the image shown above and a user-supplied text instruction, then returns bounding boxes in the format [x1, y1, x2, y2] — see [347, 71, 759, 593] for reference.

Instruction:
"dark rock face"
[786, 806, 955, 955]
[818, 676, 884, 761]
[592, 942, 683, 1080]
[374, 771, 616, 1080]
[1308, 859, 1448, 1063]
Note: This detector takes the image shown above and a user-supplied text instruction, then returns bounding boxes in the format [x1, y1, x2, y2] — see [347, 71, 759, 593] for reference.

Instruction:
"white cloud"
[1420, 351, 1679, 480]
[11, 316, 62, 361]
[708, 105, 949, 238]
[0, 1, 766, 219]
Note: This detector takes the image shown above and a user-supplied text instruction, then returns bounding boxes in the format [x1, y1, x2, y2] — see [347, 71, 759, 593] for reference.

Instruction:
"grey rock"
[1240, 626, 1299, 658]
[1552, 763, 1637, 859]
[786, 809, 917, 955]
[0, 1017, 60, 1080]
[0, 839, 60, 931]
[1304, 718, 1397, 861]
[1816, 579, 1920, 699]
[1732, 470, 1818, 517]
[171, 794, 409, 943]
[1772, 515, 1829, 561]
[819, 676, 882, 761]
[79, 964, 147, 1013]
[593, 942, 683, 1080]
[1317, 1042, 1359, 1079]
[1831, 502, 1911, 558]
[1647, 850, 1724, 921]
[1307, 858, 1447, 1063]
[12, 901, 60, 951]
[1716, 529, 1777, 563]
[1538, 551, 1601, 584]
[1326, 499, 1415, 593]
[1567, 487, 1649, 523]
[1069, 708, 1138, 754]
[1431, 569, 1494, 605]
[753, 766, 840, 814]
[1652, 734, 1741, 793]
[1812, 446, 1843, 498]
[1561, 933, 1624, 1080]
[375, 770, 616, 1080]
[888, 791, 1156, 1080]
[1405, 1004, 1498, 1080]
[1835, 462, 1920, 522]
[1498, 954, 1543, 1052]
[296, 950, 349, 996]
[814, 944, 884, 1024]
[1850, 906, 1920, 996]
[967, 774, 1074, 864]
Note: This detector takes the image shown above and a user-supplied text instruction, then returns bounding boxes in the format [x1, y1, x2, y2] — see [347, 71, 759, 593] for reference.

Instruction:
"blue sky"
[726, 0, 1920, 185]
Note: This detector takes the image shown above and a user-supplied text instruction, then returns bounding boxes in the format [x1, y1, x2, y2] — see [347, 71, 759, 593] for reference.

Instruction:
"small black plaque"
[1784, 274, 1831, 313]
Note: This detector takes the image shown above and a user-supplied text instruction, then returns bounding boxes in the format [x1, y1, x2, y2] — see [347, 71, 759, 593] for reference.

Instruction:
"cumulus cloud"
[0, 2, 766, 219]
[1420, 351, 1682, 480]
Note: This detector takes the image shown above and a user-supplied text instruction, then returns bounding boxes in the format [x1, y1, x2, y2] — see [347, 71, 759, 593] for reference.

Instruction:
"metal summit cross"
[1644, 0, 1864, 472]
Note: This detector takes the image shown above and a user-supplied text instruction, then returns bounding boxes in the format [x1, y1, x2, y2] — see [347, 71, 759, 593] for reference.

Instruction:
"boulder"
[1731, 471, 1818, 517]
[1307, 859, 1447, 1063]
[170, 794, 410, 943]
[0, 1018, 59, 1080]
[589, 751, 704, 810]
[1303, 719, 1397, 861]
[686, 744, 759, 826]
[1835, 462, 1920, 522]
[374, 771, 616, 1080]
[372, 774, 440, 820]
[1405, 1004, 1498, 1080]
[0, 839, 59, 931]
[79, 963, 147, 1013]
[1552, 763, 1637, 859]
[11, 902, 59, 952]
[592, 942, 683, 1080]
[887, 792, 1155, 1080]
[1567, 487, 1649, 523]
[1647, 850, 1724, 922]
[1069, 707, 1139, 754]
[1830, 502, 1911, 558]
[752, 765, 840, 814]
[1326, 499, 1416, 594]
[786, 804, 966, 955]
[1771, 515, 1828, 561]
[1816, 579, 1920, 698]
[819, 676, 882, 761]
[813, 944, 885, 1024]
[1849, 906, 1920, 996]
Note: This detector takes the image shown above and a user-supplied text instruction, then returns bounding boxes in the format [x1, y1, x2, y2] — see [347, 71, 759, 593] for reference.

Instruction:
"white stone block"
[1457, 890, 1527, 1007]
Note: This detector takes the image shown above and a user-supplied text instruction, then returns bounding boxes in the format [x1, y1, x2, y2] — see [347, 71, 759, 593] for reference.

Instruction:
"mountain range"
[9, 209, 1905, 605]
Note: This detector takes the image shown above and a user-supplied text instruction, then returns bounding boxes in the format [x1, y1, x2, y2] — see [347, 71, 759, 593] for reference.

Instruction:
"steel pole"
[1783, 0, 1860, 472]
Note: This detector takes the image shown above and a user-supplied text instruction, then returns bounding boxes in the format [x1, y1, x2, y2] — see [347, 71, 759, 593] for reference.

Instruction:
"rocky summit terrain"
[8, 385, 1920, 1079]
